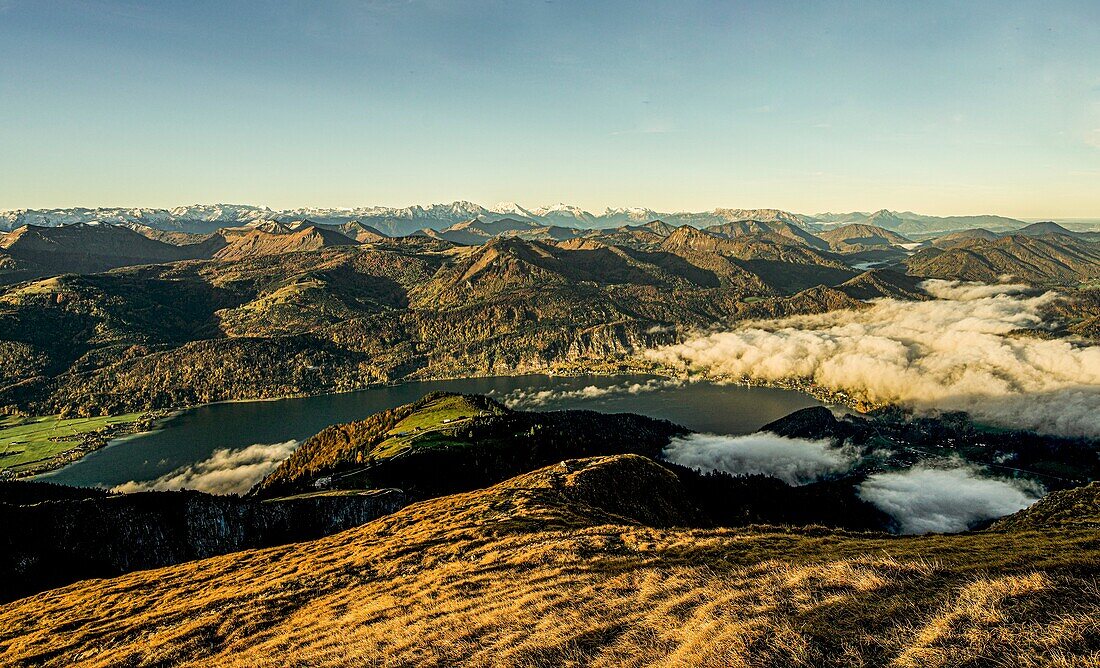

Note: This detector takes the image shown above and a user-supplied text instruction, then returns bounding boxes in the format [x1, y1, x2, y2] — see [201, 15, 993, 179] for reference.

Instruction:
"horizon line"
[2, 201, 1096, 221]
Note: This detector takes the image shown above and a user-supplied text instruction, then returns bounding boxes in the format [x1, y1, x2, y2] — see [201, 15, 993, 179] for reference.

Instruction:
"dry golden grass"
[1, 455, 1098, 667]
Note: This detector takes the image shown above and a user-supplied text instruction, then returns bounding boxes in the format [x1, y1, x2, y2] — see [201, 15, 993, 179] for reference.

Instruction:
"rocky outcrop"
[0, 487, 406, 601]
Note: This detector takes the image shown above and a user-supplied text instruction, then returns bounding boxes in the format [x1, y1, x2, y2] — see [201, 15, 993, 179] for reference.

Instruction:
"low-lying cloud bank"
[112, 441, 298, 496]
[662, 432, 857, 485]
[858, 465, 1042, 534]
[665, 431, 1044, 533]
[647, 280, 1100, 437]
[498, 378, 683, 409]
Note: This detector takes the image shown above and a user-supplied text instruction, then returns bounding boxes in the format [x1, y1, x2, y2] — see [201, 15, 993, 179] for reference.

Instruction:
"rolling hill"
[337, 221, 389, 243]
[427, 217, 585, 245]
[929, 228, 1001, 248]
[703, 219, 829, 250]
[0, 223, 213, 282]
[657, 227, 856, 292]
[817, 224, 911, 252]
[930, 223, 1100, 249]
[1013, 221, 1100, 242]
[906, 233, 1100, 284]
[581, 220, 677, 248]
[814, 210, 1028, 234]
[213, 225, 359, 261]
[834, 268, 930, 300]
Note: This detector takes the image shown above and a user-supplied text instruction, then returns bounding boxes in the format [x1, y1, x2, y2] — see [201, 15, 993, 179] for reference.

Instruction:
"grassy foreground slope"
[3, 455, 1097, 667]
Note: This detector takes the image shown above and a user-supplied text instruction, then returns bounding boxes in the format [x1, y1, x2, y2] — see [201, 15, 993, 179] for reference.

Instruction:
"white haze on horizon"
[112, 441, 298, 496]
[646, 280, 1100, 437]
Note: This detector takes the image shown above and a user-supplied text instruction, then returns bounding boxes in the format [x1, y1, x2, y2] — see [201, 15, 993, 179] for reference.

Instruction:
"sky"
[0, 0, 1097, 217]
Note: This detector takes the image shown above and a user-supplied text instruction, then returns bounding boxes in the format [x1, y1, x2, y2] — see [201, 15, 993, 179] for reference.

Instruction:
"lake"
[41, 374, 822, 489]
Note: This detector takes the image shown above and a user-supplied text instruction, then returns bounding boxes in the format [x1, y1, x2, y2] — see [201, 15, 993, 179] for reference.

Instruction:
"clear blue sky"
[0, 0, 1097, 216]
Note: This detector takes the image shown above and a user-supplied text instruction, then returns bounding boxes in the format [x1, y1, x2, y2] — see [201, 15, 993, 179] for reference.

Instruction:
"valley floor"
[0, 412, 153, 478]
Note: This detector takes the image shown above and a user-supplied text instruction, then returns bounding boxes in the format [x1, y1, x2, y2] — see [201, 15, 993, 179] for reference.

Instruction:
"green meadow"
[0, 414, 143, 474]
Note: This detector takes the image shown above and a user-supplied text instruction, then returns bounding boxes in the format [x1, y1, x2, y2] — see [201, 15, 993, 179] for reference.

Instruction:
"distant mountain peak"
[0, 203, 1035, 239]
[1015, 221, 1076, 237]
[489, 201, 531, 214]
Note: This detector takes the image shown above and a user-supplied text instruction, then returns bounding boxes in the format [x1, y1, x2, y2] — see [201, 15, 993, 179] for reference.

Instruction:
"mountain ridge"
[0, 203, 1035, 236]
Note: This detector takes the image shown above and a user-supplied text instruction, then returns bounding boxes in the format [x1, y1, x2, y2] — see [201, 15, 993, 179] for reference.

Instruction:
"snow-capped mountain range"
[0, 203, 1028, 236]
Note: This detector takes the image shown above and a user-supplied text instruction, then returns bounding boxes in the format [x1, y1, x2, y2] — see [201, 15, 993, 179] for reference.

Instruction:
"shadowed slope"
[704, 219, 830, 250]
[337, 221, 390, 243]
[0, 486, 407, 602]
[835, 269, 929, 300]
[818, 223, 910, 252]
[0, 223, 215, 282]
